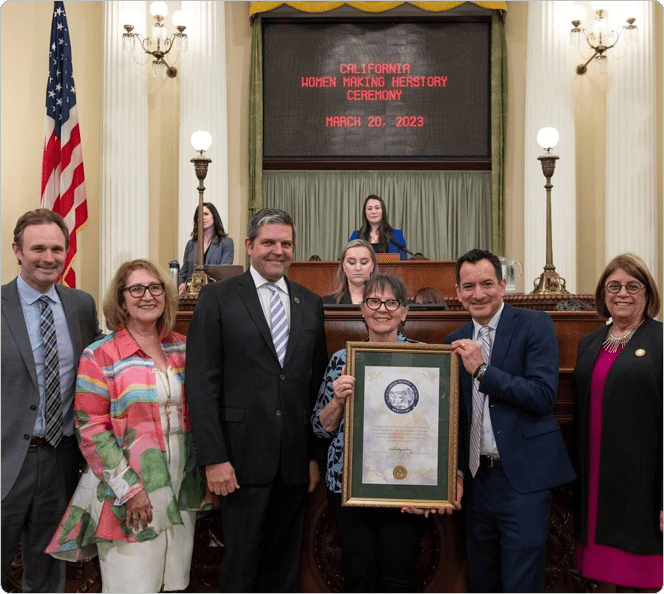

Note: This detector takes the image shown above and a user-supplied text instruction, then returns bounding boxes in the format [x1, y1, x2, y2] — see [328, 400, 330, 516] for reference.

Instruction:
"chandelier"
[570, 1, 637, 75]
[121, 1, 188, 79]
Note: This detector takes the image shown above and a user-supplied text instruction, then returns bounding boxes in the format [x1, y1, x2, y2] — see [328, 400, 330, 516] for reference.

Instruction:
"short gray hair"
[246, 209, 296, 244]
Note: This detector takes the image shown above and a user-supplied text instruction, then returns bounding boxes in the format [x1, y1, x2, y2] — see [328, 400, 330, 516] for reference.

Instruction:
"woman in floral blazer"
[46, 260, 214, 593]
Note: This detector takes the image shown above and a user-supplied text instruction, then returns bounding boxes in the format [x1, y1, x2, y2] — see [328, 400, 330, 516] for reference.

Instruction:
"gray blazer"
[1, 278, 103, 499]
[179, 236, 234, 284]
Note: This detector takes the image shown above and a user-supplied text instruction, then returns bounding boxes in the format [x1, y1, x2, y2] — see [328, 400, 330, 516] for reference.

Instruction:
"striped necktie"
[469, 325, 491, 477]
[266, 283, 289, 367]
[39, 296, 63, 447]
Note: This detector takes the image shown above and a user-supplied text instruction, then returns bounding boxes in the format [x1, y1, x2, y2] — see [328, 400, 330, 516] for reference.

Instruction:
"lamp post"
[183, 131, 212, 297]
[531, 127, 569, 295]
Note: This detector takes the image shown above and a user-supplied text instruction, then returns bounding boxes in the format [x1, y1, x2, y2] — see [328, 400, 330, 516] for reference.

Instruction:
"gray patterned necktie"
[39, 296, 63, 447]
[267, 283, 289, 367]
[469, 325, 491, 477]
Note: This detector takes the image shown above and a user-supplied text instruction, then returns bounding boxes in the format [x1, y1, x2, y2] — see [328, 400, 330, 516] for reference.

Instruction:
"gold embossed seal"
[393, 465, 407, 480]
[635, 348, 646, 357]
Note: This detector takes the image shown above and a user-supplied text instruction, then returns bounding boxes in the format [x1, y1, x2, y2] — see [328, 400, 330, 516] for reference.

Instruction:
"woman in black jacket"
[572, 253, 662, 590]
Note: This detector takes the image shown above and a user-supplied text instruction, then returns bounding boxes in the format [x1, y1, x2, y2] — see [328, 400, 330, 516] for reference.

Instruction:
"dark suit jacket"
[179, 236, 234, 283]
[445, 302, 576, 493]
[322, 291, 352, 305]
[1, 278, 103, 500]
[572, 317, 662, 554]
[185, 270, 328, 486]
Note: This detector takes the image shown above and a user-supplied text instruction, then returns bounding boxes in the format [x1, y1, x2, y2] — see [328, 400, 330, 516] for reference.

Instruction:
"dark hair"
[455, 249, 502, 285]
[103, 259, 178, 338]
[13, 209, 69, 252]
[363, 274, 408, 307]
[594, 253, 661, 319]
[191, 202, 228, 243]
[332, 239, 378, 303]
[413, 287, 447, 308]
[357, 195, 394, 247]
[246, 208, 296, 244]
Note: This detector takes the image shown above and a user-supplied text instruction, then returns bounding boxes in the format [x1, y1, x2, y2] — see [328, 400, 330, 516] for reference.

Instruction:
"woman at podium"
[323, 239, 377, 304]
[349, 195, 408, 260]
[178, 203, 234, 294]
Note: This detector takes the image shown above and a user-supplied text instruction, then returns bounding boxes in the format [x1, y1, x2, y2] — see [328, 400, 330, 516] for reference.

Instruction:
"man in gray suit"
[1, 209, 103, 593]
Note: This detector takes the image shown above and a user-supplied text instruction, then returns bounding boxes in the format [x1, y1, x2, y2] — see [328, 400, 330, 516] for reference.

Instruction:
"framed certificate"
[342, 342, 459, 508]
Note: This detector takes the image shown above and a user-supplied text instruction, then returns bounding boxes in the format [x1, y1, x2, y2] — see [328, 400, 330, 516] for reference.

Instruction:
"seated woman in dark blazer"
[572, 253, 662, 591]
[349, 195, 408, 260]
[323, 239, 377, 305]
[178, 203, 234, 294]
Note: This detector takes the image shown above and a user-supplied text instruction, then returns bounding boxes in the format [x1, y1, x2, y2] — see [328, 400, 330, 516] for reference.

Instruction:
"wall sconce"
[531, 127, 569, 295]
[183, 131, 213, 297]
[570, 1, 637, 74]
[121, 1, 188, 79]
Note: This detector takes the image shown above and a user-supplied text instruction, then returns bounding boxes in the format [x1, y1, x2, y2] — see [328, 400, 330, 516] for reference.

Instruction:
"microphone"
[389, 237, 414, 257]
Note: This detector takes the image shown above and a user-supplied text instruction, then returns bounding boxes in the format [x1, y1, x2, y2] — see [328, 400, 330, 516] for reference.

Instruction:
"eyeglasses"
[364, 297, 402, 311]
[605, 280, 644, 294]
[122, 283, 165, 298]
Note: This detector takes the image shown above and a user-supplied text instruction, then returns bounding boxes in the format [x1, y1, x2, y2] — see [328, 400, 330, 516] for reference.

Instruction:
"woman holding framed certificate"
[312, 274, 427, 592]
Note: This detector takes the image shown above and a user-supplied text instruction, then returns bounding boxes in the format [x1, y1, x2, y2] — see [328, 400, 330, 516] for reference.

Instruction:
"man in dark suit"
[186, 208, 328, 593]
[445, 249, 575, 593]
[1, 209, 103, 592]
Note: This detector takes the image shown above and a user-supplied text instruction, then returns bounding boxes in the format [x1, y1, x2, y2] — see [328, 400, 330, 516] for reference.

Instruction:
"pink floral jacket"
[46, 328, 215, 561]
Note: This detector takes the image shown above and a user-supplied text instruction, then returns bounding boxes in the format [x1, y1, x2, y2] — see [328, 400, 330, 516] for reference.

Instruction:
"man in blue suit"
[445, 249, 575, 593]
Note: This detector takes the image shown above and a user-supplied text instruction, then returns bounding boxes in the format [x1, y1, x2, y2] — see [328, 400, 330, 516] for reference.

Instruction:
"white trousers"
[97, 510, 197, 593]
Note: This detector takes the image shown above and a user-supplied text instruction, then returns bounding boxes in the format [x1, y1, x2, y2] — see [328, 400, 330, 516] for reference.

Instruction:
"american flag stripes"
[41, 1, 88, 288]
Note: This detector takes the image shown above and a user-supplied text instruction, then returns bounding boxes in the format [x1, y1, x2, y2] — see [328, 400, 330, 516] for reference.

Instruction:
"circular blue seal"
[384, 379, 419, 414]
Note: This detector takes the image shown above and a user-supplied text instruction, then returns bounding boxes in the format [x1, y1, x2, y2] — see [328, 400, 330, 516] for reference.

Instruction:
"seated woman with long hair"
[178, 202, 234, 294]
[323, 239, 377, 305]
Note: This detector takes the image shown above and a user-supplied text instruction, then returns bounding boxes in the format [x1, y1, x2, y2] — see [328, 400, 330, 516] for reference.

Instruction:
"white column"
[100, 1, 150, 315]
[178, 1, 229, 263]
[524, 1, 577, 293]
[605, 2, 657, 275]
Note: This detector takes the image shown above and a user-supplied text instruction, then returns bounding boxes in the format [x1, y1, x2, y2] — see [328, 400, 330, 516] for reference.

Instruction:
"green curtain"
[491, 11, 507, 256]
[248, 16, 263, 215]
[263, 170, 491, 261]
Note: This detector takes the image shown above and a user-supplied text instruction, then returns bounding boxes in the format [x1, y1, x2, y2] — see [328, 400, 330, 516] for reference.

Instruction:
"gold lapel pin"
[294, 297, 300, 304]
[635, 348, 646, 357]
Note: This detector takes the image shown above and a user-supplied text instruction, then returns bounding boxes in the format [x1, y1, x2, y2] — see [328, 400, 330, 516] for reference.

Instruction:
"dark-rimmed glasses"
[605, 281, 644, 294]
[364, 297, 402, 311]
[122, 283, 165, 298]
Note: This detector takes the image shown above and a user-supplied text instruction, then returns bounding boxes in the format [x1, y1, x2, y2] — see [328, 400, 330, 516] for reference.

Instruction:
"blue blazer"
[179, 236, 234, 284]
[349, 229, 408, 260]
[445, 302, 576, 493]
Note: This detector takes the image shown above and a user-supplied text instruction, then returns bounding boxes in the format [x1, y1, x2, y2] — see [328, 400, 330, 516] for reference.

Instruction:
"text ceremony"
[1, 2, 661, 593]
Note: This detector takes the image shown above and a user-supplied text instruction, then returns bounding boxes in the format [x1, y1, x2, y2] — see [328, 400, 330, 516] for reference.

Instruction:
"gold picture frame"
[342, 342, 459, 508]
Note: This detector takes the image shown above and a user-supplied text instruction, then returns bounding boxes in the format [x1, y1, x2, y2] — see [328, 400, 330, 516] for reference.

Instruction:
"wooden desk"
[288, 260, 458, 298]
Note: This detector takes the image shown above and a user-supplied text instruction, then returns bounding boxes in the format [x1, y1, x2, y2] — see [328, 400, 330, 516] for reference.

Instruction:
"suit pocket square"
[521, 417, 560, 439]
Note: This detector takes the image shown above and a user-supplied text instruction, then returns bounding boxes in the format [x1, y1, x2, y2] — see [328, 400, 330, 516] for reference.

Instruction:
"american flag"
[41, 1, 88, 288]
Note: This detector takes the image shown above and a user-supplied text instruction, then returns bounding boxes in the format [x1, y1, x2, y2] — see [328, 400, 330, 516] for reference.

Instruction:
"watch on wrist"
[473, 362, 487, 381]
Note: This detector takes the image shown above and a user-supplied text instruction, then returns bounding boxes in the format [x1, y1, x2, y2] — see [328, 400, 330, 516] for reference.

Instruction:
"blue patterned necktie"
[469, 325, 491, 477]
[266, 283, 289, 367]
[39, 296, 63, 447]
